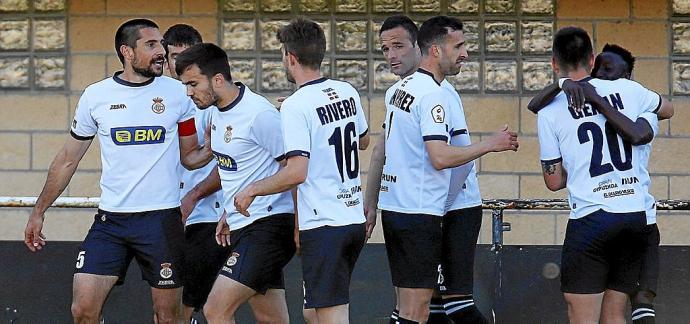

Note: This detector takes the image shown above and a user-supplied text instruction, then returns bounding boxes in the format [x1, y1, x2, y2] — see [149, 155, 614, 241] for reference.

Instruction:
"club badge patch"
[226, 252, 240, 267]
[151, 97, 165, 114]
[160, 263, 173, 279]
[224, 125, 233, 143]
[431, 105, 445, 123]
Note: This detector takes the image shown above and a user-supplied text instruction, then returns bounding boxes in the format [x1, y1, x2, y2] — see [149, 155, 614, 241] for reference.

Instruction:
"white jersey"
[378, 69, 455, 216]
[210, 83, 293, 230]
[179, 106, 223, 225]
[442, 81, 482, 212]
[538, 77, 661, 222]
[281, 78, 368, 230]
[71, 73, 195, 212]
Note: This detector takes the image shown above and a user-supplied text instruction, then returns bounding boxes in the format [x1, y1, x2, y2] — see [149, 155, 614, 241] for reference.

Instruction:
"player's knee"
[71, 301, 99, 322]
[254, 309, 289, 324]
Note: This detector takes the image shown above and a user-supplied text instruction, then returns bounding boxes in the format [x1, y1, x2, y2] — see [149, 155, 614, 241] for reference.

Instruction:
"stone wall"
[1, 0, 689, 245]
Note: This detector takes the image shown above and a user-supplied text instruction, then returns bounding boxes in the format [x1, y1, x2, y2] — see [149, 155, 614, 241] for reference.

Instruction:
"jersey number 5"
[328, 122, 359, 182]
[578, 121, 633, 178]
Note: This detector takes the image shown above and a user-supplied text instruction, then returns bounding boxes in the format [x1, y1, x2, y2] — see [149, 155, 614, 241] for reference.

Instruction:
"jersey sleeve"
[633, 82, 662, 115]
[280, 102, 311, 158]
[251, 109, 286, 161]
[417, 91, 452, 142]
[70, 92, 97, 140]
[353, 95, 369, 138]
[178, 97, 197, 123]
[537, 112, 562, 163]
[638, 111, 660, 137]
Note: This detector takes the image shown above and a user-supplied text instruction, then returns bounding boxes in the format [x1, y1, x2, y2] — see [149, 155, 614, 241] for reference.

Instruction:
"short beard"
[132, 53, 162, 78]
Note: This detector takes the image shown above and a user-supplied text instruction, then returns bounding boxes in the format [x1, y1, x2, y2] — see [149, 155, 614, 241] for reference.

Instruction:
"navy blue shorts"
[75, 208, 185, 289]
[561, 209, 648, 295]
[382, 210, 442, 289]
[218, 213, 295, 294]
[183, 222, 232, 310]
[301, 223, 366, 309]
[440, 205, 483, 295]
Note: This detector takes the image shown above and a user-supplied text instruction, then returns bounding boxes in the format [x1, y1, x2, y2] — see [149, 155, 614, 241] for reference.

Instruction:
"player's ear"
[551, 57, 560, 76]
[212, 73, 224, 87]
[588, 53, 595, 70]
[120, 45, 133, 63]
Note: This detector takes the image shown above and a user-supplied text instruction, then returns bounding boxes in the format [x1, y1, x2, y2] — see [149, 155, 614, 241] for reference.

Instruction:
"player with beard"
[24, 19, 213, 324]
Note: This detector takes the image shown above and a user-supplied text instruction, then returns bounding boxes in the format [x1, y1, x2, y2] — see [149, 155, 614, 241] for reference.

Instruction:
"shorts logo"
[151, 97, 165, 114]
[160, 263, 173, 279]
[111, 126, 165, 145]
[224, 125, 233, 143]
[226, 252, 240, 267]
[437, 264, 444, 285]
[431, 105, 445, 123]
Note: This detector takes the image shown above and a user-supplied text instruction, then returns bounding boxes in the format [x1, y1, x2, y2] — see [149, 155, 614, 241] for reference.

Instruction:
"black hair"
[417, 16, 464, 55]
[379, 15, 418, 45]
[601, 43, 635, 74]
[175, 43, 232, 82]
[114, 18, 159, 64]
[163, 24, 203, 58]
[276, 17, 326, 70]
[552, 26, 594, 72]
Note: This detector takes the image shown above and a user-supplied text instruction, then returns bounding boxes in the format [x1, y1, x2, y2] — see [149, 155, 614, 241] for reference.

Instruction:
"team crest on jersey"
[226, 252, 240, 267]
[160, 263, 173, 279]
[151, 97, 165, 114]
[224, 125, 233, 143]
[431, 105, 445, 123]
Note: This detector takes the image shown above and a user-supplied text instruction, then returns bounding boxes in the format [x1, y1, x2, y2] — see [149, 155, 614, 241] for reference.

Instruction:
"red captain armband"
[178, 118, 197, 137]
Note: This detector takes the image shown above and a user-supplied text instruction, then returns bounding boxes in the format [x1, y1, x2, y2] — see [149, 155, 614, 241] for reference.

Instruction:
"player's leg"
[381, 211, 442, 323]
[600, 290, 628, 324]
[630, 224, 660, 324]
[151, 287, 182, 324]
[248, 288, 290, 324]
[301, 223, 366, 324]
[303, 307, 319, 324]
[440, 206, 487, 324]
[72, 210, 130, 323]
[72, 274, 118, 324]
[203, 276, 255, 323]
[564, 293, 604, 324]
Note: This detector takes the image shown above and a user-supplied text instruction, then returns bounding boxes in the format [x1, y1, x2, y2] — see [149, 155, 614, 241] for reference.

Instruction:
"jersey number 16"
[328, 122, 359, 182]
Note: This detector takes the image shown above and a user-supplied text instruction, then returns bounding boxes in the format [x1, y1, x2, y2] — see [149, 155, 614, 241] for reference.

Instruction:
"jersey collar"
[218, 82, 246, 112]
[416, 68, 441, 86]
[299, 77, 327, 88]
[112, 71, 155, 87]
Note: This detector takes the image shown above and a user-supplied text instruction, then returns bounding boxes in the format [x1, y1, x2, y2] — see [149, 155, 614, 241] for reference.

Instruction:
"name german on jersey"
[316, 96, 358, 126]
[569, 92, 624, 119]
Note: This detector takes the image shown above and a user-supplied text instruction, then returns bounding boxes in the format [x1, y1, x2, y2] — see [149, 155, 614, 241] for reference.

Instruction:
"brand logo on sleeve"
[432, 105, 445, 123]
[111, 126, 165, 145]
[151, 97, 165, 114]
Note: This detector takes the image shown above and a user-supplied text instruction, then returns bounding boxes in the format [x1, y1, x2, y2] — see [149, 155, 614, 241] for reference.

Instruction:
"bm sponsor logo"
[111, 126, 165, 146]
[213, 151, 238, 171]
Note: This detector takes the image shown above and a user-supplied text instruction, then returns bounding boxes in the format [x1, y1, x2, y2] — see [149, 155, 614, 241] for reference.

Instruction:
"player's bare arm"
[180, 167, 221, 223]
[25, 136, 92, 252]
[363, 133, 385, 240]
[541, 160, 567, 191]
[359, 132, 370, 150]
[580, 81, 654, 145]
[425, 125, 518, 170]
[234, 156, 309, 216]
[656, 96, 674, 120]
[527, 82, 562, 114]
[179, 121, 213, 170]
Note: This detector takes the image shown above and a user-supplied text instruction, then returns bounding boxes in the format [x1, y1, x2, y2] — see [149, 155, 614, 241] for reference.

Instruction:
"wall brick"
[520, 96, 538, 135]
[596, 21, 669, 57]
[0, 95, 69, 131]
[463, 96, 519, 133]
[182, 0, 217, 15]
[80, 139, 102, 170]
[477, 174, 519, 199]
[658, 212, 690, 245]
[106, 54, 122, 75]
[478, 211, 492, 244]
[558, 0, 629, 18]
[0, 172, 49, 196]
[106, 0, 180, 15]
[657, 119, 670, 137]
[0, 208, 96, 241]
[368, 95, 386, 135]
[650, 175, 669, 200]
[503, 211, 557, 245]
[480, 136, 541, 173]
[669, 97, 690, 136]
[556, 20, 594, 37]
[69, 0, 106, 15]
[649, 138, 690, 173]
[670, 176, 690, 200]
[0, 209, 29, 241]
[70, 55, 107, 91]
[633, 59, 669, 95]
[632, 0, 668, 18]
[70, 17, 129, 52]
[31, 133, 64, 170]
[0, 133, 30, 170]
[519, 175, 569, 199]
[555, 212, 571, 244]
[69, 171, 102, 197]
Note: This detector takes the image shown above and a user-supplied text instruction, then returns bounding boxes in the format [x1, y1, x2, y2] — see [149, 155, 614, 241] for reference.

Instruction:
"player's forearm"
[181, 145, 214, 170]
[657, 96, 674, 120]
[364, 139, 385, 208]
[246, 165, 305, 198]
[430, 141, 489, 170]
[590, 97, 653, 145]
[187, 167, 221, 202]
[527, 83, 561, 114]
[33, 150, 80, 215]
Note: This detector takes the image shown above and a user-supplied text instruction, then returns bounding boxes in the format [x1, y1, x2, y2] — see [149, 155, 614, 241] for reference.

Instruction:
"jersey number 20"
[578, 121, 633, 177]
[328, 122, 359, 182]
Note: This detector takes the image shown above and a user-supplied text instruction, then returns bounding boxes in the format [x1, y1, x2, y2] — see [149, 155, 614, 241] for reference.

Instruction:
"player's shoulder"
[538, 92, 568, 117]
[154, 75, 186, 91]
[83, 75, 121, 93]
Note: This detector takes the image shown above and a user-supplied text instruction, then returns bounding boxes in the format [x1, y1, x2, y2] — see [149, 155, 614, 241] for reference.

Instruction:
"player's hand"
[24, 212, 47, 252]
[215, 212, 231, 247]
[233, 188, 255, 217]
[579, 81, 601, 108]
[180, 191, 198, 224]
[562, 79, 585, 112]
[364, 204, 377, 243]
[486, 125, 519, 152]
